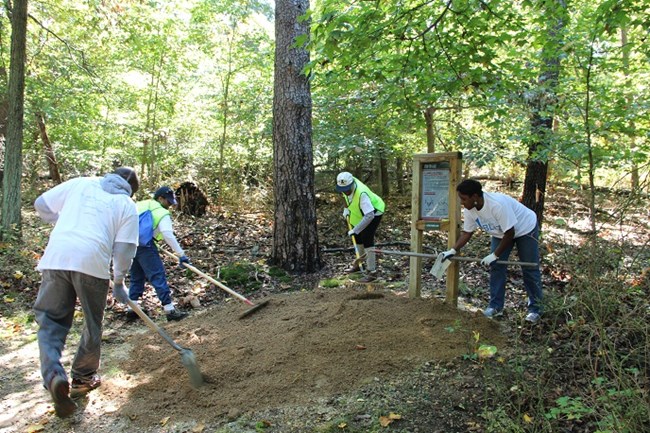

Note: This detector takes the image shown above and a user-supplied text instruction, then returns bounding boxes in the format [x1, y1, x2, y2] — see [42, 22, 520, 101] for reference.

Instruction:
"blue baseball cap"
[154, 186, 177, 205]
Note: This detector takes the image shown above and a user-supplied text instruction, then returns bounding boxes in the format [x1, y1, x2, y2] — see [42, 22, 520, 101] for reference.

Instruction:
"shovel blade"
[430, 253, 452, 279]
[180, 348, 204, 389]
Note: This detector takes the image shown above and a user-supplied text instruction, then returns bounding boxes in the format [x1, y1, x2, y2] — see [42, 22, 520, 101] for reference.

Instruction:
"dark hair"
[456, 179, 483, 197]
[113, 166, 140, 195]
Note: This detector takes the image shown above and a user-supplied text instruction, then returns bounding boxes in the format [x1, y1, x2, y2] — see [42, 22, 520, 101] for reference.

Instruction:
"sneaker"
[357, 272, 377, 284]
[525, 312, 541, 324]
[49, 375, 77, 418]
[70, 374, 101, 398]
[125, 307, 151, 321]
[483, 307, 503, 319]
[166, 309, 188, 321]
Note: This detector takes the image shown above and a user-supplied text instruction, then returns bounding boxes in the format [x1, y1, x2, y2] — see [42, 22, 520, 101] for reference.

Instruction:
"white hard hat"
[336, 172, 355, 193]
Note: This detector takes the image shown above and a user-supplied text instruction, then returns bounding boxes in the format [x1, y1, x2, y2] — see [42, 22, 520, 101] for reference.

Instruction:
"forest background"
[0, 0, 648, 432]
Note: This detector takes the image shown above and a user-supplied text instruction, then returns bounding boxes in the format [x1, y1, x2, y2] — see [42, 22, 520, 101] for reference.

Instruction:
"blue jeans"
[129, 245, 172, 306]
[34, 270, 108, 387]
[488, 226, 543, 314]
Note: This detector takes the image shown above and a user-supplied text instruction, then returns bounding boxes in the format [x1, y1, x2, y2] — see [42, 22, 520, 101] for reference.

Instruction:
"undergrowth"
[480, 237, 649, 433]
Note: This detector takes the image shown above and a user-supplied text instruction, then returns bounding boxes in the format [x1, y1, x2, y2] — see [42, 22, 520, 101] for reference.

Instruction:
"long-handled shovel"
[111, 282, 203, 388]
[429, 253, 537, 279]
[346, 216, 365, 272]
[367, 248, 537, 279]
[160, 248, 269, 319]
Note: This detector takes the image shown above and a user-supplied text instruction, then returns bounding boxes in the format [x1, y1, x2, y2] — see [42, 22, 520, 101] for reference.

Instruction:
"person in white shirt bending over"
[441, 179, 543, 324]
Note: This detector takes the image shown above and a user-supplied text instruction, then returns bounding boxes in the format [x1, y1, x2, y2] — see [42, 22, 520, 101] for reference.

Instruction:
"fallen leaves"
[25, 420, 48, 432]
[379, 412, 402, 427]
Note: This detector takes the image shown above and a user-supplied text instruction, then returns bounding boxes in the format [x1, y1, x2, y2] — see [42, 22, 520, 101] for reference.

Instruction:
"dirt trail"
[1, 286, 504, 432]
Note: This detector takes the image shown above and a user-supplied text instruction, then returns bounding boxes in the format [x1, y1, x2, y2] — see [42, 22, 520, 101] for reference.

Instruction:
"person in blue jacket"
[126, 186, 190, 321]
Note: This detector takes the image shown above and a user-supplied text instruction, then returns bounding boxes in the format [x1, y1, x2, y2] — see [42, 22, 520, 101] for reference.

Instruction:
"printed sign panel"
[420, 162, 449, 220]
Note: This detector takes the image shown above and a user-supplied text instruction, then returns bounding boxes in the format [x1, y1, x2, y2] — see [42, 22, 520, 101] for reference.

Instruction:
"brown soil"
[121, 286, 503, 426]
[0, 285, 505, 433]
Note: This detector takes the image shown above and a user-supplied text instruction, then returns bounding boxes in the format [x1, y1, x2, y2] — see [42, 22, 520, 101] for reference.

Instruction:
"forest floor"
[0, 183, 648, 433]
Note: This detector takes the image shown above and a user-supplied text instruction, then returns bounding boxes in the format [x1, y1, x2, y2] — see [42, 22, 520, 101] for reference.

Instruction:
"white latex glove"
[441, 248, 456, 261]
[112, 281, 130, 304]
[347, 229, 356, 236]
[342, 208, 350, 219]
[481, 253, 498, 266]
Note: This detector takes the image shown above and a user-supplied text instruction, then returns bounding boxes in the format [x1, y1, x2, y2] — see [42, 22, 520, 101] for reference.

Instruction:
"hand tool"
[367, 247, 537, 279]
[160, 248, 269, 319]
[346, 215, 365, 272]
[111, 281, 203, 388]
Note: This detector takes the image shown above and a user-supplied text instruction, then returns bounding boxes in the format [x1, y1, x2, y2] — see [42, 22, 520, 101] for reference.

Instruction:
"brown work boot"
[49, 375, 77, 418]
[70, 374, 102, 398]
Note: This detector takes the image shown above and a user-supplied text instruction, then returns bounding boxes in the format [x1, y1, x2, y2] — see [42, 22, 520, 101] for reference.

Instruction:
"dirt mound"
[114, 287, 504, 427]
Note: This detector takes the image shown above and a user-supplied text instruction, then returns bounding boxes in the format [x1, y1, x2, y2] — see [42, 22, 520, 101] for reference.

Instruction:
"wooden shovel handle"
[159, 248, 254, 306]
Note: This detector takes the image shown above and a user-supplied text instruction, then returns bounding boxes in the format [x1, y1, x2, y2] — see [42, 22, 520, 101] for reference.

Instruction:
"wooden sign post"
[408, 152, 462, 305]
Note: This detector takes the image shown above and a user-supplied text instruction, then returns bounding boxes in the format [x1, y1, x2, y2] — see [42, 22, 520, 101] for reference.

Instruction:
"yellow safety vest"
[343, 178, 385, 226]
[136, 199, 170, 242]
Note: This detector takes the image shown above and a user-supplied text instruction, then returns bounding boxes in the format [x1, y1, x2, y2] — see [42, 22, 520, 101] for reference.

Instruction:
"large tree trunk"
[1, 0, 28, 240]
[271, 0, 321, 272]
[424, 106, 435, 153]
[35, 112, 62, 184]
[379, 142, 389, 197]
[521, 0, 567, 227]
[395, 156, 404, 195]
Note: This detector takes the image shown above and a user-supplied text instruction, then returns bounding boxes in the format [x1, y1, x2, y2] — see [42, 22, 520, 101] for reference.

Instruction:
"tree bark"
[379, 142, 389, 197]
[395, 157, 404, 194]
[35, 112, 62, 184]
[1, 0, 28, 240]
[424, 106, 435, 153]
[521, 0, 567, 227]
[271, 0, 321, 272]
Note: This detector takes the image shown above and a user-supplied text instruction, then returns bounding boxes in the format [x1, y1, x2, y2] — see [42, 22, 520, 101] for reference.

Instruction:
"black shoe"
[166, 309, 188, 321]
[70, 374, 101, 398]
[49, 375, 77, 418]
[125, 308, 152, 321]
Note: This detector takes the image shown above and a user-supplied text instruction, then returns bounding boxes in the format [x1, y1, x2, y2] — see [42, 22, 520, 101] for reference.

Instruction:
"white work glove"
[347, 229, 356, 236]
[441, 248, 456, 262]
[342, 208, 350, 219]
[112, 281, 130, 304]
[481, 253, 498, 266]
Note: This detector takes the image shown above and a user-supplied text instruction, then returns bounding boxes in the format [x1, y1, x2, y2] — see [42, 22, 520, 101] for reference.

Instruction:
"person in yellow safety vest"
[336, 171, 385, 283]
[127, 186, 190, 322]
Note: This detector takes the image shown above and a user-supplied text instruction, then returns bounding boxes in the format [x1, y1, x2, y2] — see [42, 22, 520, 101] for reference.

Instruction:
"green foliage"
[219, 261, 262, 291]
[320, 278, 341, 288]
[545, 396, 594, 421]
[479, 228, 649, 433]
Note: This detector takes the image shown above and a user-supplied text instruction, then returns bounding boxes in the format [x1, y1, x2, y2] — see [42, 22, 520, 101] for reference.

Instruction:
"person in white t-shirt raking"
[33, 167, 140, 417]
[441, 179, 543, 324]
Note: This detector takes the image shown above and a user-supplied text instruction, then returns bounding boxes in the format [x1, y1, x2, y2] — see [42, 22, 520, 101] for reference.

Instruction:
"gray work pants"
[33, 270, 109, 387]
